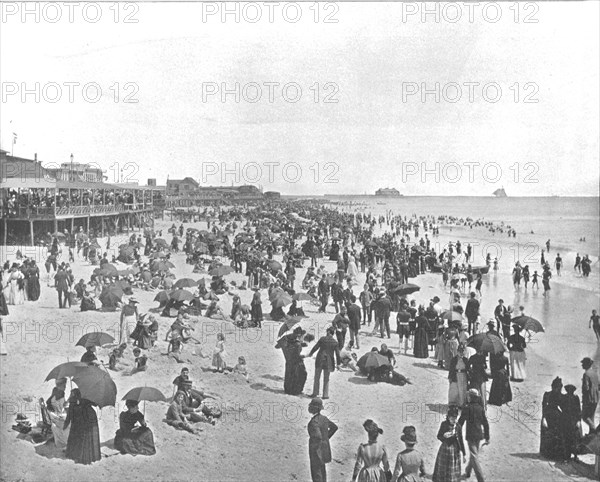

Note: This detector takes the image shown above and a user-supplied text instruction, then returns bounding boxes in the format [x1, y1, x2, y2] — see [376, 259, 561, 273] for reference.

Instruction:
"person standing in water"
[554, 254, 562, 276]
[546, 239, 551, 253]
[574, 253, 582, 273]
[589, 310, 600, 342]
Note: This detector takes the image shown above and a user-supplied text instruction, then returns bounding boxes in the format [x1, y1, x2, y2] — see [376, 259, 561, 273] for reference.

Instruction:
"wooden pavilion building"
[1, 151, 165, 246]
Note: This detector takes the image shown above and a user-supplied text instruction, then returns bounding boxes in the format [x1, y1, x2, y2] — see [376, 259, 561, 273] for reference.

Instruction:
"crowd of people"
[1, 199, 598, 482]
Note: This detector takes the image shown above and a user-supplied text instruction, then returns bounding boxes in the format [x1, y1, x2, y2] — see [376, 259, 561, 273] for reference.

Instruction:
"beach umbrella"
[76, 332, 115, 348]
[141, 270, 152, 282]
[52, 232, 66, 240]
[169, 289, 194, 302]
[99, 285, 124, 306]
[174, 278, 198, 289]
[442, 310, 464, 323]
[121, 387, 167, 403]
[45, 362, 89, 381]
[100, 263, 118, 275]
[195, 241, 209, 254]
[268, 260, 282, 272]
[472, 266, 490, 274]
[154, 261, 174, 272]
[209, 266, 234, 277]
[119, 246, 135, 257]
[154, 238, 168, 247]
[293, 292, 314, 301]
[511, 315, 545, 333]
[272, 294, 293, 308]
[154, 290, 170, 303]
[72, 366, 117, 408]
[467, 333, 506, 355]
[391, 283, 421, 295]
[90, 241, 102, 249]
[357, 352, 391, 371]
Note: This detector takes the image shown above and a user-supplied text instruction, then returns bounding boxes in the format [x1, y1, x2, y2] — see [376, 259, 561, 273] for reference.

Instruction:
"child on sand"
[233, 356, 249, 381]
[212, 333, 228, 373]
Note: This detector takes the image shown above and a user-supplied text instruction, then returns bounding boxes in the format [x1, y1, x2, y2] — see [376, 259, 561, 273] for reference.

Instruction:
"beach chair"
[38, 398, 52, 437]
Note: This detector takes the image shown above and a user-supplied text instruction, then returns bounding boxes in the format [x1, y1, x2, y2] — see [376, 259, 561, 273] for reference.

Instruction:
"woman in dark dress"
[561, 384, 582, 461]
[540, 377, 566, 461]
[250, 289, 263, 327]
[114, 400, 156, 456]
[281, 328, 308, 395]
[488, 351, 512, 406]
[130, 314, 153, 349]
[26, 261, 41, 301]
[64, 389, 101, 465]
[413, 307, 429, 359]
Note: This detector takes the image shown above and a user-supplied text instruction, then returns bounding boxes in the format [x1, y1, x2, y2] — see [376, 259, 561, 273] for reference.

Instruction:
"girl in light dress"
[352, 419, 390, 482]
[212, 333, 228, 373]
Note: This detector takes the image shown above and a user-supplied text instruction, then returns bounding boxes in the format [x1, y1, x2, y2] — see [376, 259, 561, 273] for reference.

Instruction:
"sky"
[1, 2, 599, 196]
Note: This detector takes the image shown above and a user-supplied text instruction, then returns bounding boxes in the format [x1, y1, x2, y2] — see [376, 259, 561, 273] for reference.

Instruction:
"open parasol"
[45, 362, 89, 381]
[293, 292, 314, 301]
[467, 333, 506, 355]
[511, 315, 545, 333]
[209, 265, 235, 277]
[174, 278, 198, 289]
[72, 366, 117, 408]
[357, 352, 391, 371]
[391, 283, 421, 295]
[76, 332, 115, 348]
[169, 289, 194, 302]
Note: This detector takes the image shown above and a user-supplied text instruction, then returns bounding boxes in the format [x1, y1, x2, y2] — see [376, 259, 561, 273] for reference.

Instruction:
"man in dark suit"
[307, 397, 338, 482]
[458, 388, 490, 482]
[465, 292, 480, 335]
[318, 276, 330, 313]
[378, 291, 392, 339]
[54, 265, 70, 309]
[308, 327, 341, 399]
[346, 298, 362, 349]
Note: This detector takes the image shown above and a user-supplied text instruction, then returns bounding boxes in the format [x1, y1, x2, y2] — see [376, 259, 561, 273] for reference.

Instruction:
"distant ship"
[375, 188, 402, 197]
[493, 187, 507, 197]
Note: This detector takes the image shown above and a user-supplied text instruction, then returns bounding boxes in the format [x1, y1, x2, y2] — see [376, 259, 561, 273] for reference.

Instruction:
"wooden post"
[30, 220, 34, 246]
[101, 217, 104, 238]
[53, 219, 58, 234]
[3, 218, 7, 245]
[71, 217, 74, 234]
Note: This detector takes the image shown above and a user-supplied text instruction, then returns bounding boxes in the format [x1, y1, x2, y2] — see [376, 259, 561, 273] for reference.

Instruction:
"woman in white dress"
[46, 378, 71, 449]
[4, 264, 25, 305]
[347, 256, 359, 287]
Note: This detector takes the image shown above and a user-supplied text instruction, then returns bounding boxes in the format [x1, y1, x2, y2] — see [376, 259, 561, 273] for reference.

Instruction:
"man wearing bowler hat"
[307, 397, 338, 482]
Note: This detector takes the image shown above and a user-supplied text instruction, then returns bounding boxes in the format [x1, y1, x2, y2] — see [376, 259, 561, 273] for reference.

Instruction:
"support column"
[3, 218, 7, 245]
[101, 217, 104, 238]
[30, 220, 34, 246]
[53, 219, 58, 234]
[71, 217, 74, 234]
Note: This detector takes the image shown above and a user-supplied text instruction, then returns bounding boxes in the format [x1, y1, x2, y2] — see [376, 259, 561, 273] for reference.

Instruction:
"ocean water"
[325, 196, 600, 259]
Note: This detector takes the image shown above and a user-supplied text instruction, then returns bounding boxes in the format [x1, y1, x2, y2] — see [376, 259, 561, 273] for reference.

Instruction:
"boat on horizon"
[375, 187, 403, 197]
[493, 187, 507, 197]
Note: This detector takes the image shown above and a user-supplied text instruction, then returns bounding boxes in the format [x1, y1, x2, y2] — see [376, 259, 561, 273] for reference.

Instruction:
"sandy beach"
[1, 212, 599, 482]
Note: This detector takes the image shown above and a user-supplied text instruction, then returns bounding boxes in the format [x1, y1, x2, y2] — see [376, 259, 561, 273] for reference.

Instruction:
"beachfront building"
[165, 184, 264, 209]
[0, 151, 165, 246]
[264, 191, 281, 200]
[375, 187, 401, 196]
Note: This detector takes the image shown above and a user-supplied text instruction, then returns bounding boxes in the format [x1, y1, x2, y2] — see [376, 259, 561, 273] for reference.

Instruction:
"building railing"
[3, 202, 155, 218]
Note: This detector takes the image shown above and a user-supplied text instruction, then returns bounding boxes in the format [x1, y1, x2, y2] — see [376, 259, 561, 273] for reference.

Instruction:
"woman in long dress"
[488, 351, 513, 406]
[391, 426, 426, 482]
[64, 389, 101, 465]
[351, 419, 390, 482]
[540, 377, 566, 461]
[119, 298, 139, 345]
[114, 400, 156, 456]
[413, 308, 429, 359]
[448, 345, 469, 407]
[347, 256, 359, 287]
[432, 407, 465, 482]
[507, 324, 527, 381]
[443, 325, 459, 370]
[4, 265, 25, 305]
[25, 261, 41, 301]
[282, 328, 308, 395]
[46, 378, 70, 449]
